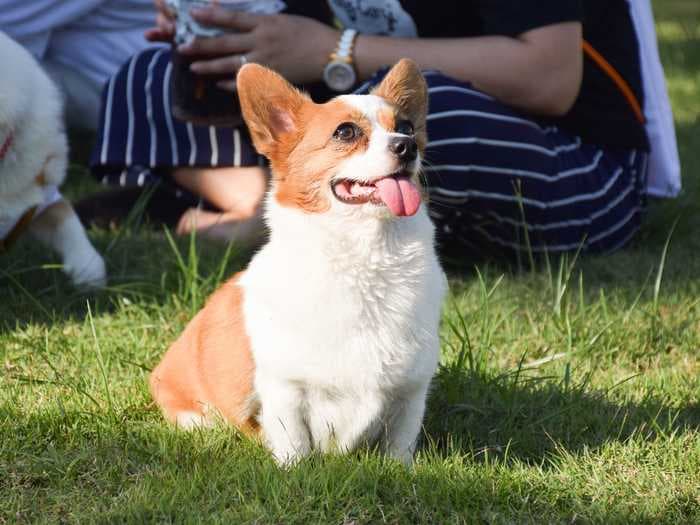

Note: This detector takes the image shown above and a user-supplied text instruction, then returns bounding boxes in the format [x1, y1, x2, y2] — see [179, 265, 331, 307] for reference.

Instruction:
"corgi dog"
[0, 32, 105, 288]
[150, 59, 446, 465]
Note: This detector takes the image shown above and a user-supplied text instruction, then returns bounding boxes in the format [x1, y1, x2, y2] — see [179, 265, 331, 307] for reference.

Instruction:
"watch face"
[324, 62, 357, 92]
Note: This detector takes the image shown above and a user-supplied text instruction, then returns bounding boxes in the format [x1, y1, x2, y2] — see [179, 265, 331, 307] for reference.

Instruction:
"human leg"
[84, 47, 267, 242]
[171, 165, 267, 221]
[358, 70, 647, 257]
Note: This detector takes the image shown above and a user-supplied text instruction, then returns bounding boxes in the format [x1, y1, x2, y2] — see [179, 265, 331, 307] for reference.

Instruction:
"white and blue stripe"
[90, 49, 647, 255]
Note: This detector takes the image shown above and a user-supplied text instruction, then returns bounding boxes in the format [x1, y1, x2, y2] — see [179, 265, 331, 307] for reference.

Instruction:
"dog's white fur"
[150, 61, 445, 466]
[0, 32, 105, 287]
[240, 93, 446, 465]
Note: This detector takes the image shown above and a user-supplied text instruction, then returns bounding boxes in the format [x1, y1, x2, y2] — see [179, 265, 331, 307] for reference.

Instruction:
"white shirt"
[628, 0, 681, 197]
[327, 0, 417, 37]
[0, 0, 156, 88]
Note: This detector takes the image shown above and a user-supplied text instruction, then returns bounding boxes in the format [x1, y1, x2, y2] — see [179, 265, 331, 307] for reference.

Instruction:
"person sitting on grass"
[0, 0, 159, 131]
[78, 0, 680, 257]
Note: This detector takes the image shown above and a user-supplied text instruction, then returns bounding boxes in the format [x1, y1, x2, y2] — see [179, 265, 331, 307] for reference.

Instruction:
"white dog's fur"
[242, 101, 445, 464]
[0, 32, 105, 287]
[150, 60, 445, 466]
[243, 200, 444, 464]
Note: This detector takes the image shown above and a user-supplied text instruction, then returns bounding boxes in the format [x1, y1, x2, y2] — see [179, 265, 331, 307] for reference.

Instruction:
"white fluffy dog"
[150, 60, 446, 466]
[0, 32, 105, 288]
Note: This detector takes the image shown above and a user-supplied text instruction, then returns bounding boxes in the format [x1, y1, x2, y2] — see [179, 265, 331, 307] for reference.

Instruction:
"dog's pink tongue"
[374, 177, 421, 217]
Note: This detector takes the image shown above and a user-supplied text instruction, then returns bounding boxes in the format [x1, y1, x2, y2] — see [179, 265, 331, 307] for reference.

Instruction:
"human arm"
[169, 7, 583, 117]
[353, 23, 583, 117]
[144, 0, 176, 42]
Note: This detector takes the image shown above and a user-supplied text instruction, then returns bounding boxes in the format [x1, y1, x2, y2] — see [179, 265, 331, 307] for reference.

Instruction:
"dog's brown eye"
[333, 123, 359, 141]
[396, 120, 414, 135]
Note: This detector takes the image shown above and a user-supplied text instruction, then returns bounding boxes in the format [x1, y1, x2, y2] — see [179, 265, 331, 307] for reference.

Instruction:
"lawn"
[2, 2, 699, 523]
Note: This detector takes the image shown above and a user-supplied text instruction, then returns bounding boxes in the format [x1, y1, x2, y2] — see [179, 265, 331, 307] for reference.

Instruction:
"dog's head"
[237, 59, 428, 221]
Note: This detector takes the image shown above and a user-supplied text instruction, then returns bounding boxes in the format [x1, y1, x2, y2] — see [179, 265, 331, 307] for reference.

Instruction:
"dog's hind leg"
[28, 196, 106, 288]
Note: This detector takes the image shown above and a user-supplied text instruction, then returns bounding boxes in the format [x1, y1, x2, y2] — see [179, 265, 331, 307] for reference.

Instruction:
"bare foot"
[175, 207, 266, 247]
[171, 165, 269, 246]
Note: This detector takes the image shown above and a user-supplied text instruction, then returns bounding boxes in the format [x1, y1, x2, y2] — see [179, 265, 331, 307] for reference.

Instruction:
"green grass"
[2, 2, 699, 523]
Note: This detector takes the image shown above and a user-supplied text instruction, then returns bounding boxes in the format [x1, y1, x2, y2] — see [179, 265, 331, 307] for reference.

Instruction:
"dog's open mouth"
[331, 172, 421, 217]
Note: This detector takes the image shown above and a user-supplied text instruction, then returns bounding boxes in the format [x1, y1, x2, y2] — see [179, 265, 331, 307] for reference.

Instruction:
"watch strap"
[330, 28, 358, 65]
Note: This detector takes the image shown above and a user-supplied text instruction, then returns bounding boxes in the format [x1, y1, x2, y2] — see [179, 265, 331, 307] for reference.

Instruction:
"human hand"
[177, 6, 339, 89]
[145, 0, 176, 43]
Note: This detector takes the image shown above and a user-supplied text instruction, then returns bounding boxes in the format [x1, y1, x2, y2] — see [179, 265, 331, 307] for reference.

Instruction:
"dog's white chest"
[240, 211, 446, 457]
[243, 230, 442, 381]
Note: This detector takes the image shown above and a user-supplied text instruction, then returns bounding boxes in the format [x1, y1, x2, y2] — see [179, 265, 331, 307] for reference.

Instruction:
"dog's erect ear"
[236, 64, 310, 157]
[372, 59, 428, 143]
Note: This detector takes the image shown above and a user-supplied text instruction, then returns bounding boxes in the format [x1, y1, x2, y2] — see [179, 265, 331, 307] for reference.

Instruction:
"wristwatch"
[323, 28, 358, 92]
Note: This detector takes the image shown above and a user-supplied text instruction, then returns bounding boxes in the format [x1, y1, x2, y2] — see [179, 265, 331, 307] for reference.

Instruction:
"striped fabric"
[405, 71, 648, 254]
[90, 48, 647, 255]
[92, 48, 260, 207]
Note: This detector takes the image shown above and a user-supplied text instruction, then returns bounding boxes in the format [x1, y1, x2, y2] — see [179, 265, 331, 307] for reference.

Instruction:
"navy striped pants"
[91, 47, 648, 255]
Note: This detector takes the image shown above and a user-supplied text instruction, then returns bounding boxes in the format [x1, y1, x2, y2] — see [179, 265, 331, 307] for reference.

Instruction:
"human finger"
[190, 6, 262, 32]
[157, 11, 175, 30]
[149, 12, 175, 37]
[216, 79, 238, 92]
[190, 54, 250, 75]
[145, 27, 174, 42]
[154, 0, 175, 19]
[178, 32, 255, 56]
[145, 11, 175, 42]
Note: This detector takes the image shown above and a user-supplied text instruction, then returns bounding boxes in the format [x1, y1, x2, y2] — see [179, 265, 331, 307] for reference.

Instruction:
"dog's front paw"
[271, 446, 305, 469]
[65, 250, 107, 289]
[388, 447, 415, 467]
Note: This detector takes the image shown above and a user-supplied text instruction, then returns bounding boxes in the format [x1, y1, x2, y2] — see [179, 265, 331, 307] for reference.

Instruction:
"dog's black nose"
[388, 136, 417, 162]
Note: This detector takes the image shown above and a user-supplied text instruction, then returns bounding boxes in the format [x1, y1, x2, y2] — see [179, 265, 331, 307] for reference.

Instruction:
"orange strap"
[582, 40, 645, 124]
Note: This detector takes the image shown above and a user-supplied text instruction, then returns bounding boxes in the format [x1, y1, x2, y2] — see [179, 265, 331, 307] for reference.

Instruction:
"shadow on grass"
[2, 401, 697, 523]
[423, 362, 700, 463]
[0, 229, 251, 335]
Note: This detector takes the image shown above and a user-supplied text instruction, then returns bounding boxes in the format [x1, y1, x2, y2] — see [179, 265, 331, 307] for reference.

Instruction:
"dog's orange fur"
[376, 107, 396, 133]
[27, 198, 74, 246]
[372, 60, 428, 151]
[149, 274, 259, 433]
[236, 66, 386, 214]
[150, 60, 428, 435]
[276, 101, 375, 213]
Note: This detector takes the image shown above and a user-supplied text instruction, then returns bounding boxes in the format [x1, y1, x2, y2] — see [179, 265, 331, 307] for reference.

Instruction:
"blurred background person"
[80, 1, 679, 258]
[0, 0, 158, 130]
